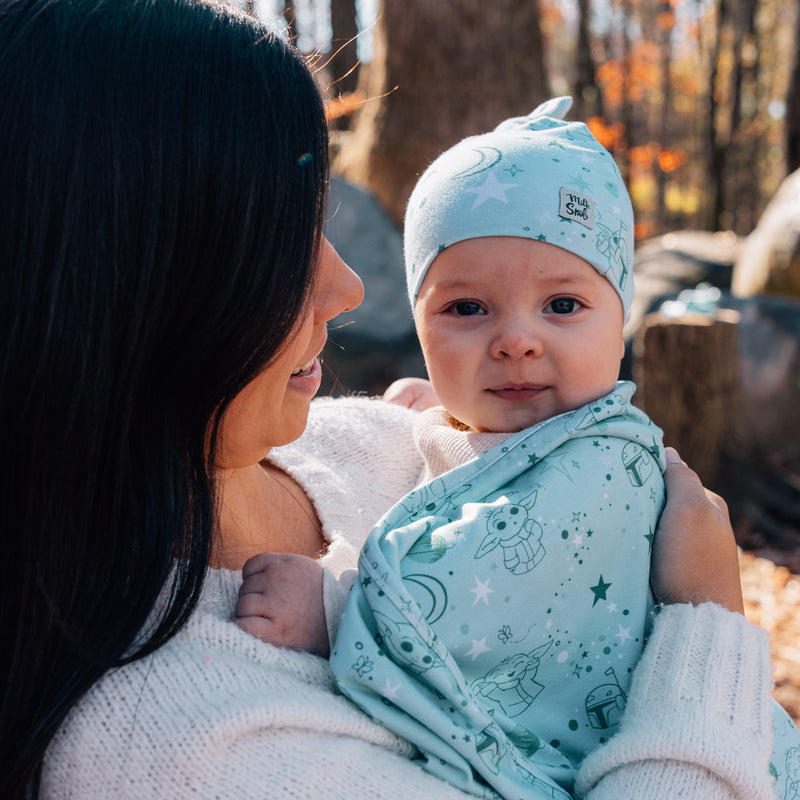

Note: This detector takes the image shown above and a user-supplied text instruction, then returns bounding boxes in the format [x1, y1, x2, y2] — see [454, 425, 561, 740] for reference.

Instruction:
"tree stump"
[632, 310, 746, 487]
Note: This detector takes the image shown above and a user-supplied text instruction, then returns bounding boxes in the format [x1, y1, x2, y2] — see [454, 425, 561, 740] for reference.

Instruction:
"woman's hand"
[382, 377, 440, 411]
[650, 447, 744, 613]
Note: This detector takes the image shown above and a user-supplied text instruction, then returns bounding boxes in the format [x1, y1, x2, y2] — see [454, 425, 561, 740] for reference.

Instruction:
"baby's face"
[414, 236, 625, 433]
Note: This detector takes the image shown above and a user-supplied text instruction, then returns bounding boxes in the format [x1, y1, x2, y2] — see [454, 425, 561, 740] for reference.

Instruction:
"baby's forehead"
[423, 236, 601, 286]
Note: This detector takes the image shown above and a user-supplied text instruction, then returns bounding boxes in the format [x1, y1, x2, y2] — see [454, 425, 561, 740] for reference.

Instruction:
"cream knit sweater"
[42, 397, 775, 799]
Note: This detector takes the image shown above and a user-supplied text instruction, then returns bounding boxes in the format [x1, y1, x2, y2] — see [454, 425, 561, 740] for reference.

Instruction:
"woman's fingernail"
[665, 447, 685, 465]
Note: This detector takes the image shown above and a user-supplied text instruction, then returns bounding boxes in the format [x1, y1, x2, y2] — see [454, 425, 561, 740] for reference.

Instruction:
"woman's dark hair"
[0, 1, 329, 796]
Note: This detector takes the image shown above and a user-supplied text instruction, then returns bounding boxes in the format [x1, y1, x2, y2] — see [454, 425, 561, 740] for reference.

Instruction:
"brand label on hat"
[559, 186, 595, 229]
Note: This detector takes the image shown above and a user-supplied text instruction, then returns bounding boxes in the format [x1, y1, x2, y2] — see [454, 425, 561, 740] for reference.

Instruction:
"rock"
[733, 295, 800, 469]
[321, 177, 425, 396]
[732, 167, 800, 300]
[717, 294, 800, 556]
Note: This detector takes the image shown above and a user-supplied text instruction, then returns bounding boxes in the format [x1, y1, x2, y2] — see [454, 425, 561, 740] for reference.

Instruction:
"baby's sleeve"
[319, 534, 359, 647]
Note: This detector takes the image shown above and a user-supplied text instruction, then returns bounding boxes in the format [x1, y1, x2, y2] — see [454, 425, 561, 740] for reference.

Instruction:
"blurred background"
[226, 0, 800, 722]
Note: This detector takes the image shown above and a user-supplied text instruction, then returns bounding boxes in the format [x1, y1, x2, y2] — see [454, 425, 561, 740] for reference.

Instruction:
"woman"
[0, 1, 774, 798]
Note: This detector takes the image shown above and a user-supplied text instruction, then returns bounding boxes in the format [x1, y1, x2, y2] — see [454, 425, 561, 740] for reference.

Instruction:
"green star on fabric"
[536, 233, 547, 241]
[570, 173, 591, 192]
[590, 575, 612, 607]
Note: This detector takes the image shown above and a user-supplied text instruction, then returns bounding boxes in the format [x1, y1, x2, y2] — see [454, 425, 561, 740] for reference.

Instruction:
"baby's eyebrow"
[535, 272, 598, 290]
[427, 278, 481, 293]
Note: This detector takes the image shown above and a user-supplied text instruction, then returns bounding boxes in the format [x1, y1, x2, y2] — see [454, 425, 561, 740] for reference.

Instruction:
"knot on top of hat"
[495, 96, 574, 134]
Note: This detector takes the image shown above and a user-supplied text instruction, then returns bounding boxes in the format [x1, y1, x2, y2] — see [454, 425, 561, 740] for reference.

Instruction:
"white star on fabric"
[471, 576, 495, 607]
[468, 172, 519, 209]
[465, 638, 491, 660]
[607, 602, 618, 613]
[381, 679, 401, 701]
[615, 624, 632, 645]
[572, 533, 584, 547]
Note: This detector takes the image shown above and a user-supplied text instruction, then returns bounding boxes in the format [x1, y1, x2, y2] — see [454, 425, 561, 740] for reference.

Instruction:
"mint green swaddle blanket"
[331, 381, 666, 799]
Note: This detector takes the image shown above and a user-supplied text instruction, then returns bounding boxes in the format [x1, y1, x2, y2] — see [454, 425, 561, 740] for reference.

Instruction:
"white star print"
[471, 576, 495, 607]
[468, 172, 519, 209]
[381, 679, 401, 701]
[572, 533, 584, 547]
[607, 602, 618, 613]
[615, 624, 632, 645]
[465, 638, 491, 660]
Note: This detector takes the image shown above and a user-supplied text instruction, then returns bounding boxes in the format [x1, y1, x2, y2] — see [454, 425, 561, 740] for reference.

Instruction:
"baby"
[326, 97, 663, 800]
[236, 98, 797, 800]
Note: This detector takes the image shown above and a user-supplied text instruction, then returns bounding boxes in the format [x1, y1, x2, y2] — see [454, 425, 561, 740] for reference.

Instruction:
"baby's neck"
[414, 406, 514, 485]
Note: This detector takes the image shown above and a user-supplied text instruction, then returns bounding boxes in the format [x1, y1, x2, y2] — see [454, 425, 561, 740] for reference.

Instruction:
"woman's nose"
[315, 237, 364, 322]
[490, 318, 543, 360]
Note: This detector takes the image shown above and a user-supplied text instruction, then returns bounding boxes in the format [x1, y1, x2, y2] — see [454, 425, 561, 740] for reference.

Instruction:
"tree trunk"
[727, 0, 758, 231]
[707, 0, 728, 230]
[632, 310, 747, 489]
[786, 10, 800, 175]
[656, 0, 674, 232]
[328, 0, 360, 99]
[283, 1, 297, 43]
[337, 0, 550, 226]
[572, 0, 601, 122]
[619, 0, 635, 182]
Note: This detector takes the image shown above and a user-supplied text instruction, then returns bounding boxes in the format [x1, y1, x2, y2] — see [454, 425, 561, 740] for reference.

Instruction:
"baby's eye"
[548, 297, 579, 314]
[449, 301, 485, 316]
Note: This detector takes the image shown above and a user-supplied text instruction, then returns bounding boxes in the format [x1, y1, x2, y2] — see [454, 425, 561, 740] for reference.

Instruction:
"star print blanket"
[330, 382, 666, 799]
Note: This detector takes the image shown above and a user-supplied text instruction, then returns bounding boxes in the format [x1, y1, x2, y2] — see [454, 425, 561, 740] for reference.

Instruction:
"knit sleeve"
[268, 396, 424, 553]
[576, 602, 775, 800]
[42, 571, 475, 800]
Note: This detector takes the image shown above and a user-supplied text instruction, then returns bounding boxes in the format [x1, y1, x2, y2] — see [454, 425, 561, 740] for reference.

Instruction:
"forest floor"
[740, 549, 800, 725]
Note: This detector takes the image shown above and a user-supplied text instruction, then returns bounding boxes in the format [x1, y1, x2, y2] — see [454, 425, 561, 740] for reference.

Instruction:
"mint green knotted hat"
[404, 96, 634, 321]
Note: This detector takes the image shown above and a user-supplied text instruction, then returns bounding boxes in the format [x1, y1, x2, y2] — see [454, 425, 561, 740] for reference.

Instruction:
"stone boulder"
[732, 167, 800, 300]
[321, 177, 425, 397]
[718, 294, 800, 559]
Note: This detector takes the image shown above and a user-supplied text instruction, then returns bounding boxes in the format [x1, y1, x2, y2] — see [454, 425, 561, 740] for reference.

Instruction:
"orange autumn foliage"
[587, 116, 627, 150]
